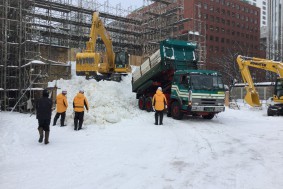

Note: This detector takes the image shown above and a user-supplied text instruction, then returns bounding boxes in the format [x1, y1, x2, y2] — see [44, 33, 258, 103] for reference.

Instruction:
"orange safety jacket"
[56, 93, 68, 113]
[152, 90, 167, 111]
[73, 93, 89, 112]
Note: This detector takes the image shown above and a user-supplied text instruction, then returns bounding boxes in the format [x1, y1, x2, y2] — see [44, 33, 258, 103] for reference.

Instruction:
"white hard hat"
[157, 87, 162, 91]
[79, 89, 84, 93]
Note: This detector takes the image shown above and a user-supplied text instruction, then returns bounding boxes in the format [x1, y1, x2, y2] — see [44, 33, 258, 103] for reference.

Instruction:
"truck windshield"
[190, 75, 224, 90]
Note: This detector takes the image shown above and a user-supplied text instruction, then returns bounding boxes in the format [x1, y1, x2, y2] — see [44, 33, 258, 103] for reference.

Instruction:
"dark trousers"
[38, 119, 51, 131]
[155, 110, 163, 125]
[53, 112, 66, 126]
[74, 111, 84, 130]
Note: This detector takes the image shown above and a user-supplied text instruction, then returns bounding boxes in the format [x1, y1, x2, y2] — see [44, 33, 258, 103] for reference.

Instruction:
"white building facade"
[267, 0, 283, 61]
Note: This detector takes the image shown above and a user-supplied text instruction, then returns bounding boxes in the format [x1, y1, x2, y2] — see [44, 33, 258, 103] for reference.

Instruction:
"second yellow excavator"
[76, 12, 131, 81]
[237, 55, 283, 116]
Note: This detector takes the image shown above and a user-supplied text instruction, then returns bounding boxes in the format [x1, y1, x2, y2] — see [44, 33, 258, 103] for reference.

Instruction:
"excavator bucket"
[244, 92, 261, 107]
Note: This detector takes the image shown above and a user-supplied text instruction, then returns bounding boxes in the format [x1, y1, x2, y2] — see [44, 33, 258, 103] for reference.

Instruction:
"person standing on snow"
[152, 87, 167, 125]
[73, 89, 89, 131]
[53, 90, 68, 127]
[36, 89, 53, 144]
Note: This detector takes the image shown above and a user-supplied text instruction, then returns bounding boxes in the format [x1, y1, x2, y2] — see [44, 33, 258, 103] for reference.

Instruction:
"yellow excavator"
[236, 55, 283, 116]
[76, 12, 131, 81]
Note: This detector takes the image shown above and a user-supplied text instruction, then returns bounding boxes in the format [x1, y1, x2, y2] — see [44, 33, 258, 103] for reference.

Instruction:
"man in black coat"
[36, 89, 53, 144]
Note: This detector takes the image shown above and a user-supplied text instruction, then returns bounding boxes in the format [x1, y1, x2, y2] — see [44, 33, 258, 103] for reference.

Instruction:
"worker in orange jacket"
[73, 89, 89, 131]
[53, 90, 68, 126]
[152, 87, 167, 125]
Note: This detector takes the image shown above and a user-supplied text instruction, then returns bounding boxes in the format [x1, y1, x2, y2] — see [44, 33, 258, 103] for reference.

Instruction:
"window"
[216, 17, 220, 23]
[215, 7, 220, 13]
[263, 11, 266, 15]
[204, 3, 208, 9]
[210, 15, 214, 21]
[215, 27, 219, 32]
[221, 38, 224, 43]
[236, 13, 239, 19]
[226, 20, 230, 26]
[236, 4, 239, 10]
[215, 36, 219, 42]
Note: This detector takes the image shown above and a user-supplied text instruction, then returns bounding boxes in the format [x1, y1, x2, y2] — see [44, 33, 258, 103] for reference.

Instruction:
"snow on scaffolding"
[21, 60, 46, 68]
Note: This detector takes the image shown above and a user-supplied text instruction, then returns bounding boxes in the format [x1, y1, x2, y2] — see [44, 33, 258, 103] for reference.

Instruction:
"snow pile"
[48, 62, 140, 125]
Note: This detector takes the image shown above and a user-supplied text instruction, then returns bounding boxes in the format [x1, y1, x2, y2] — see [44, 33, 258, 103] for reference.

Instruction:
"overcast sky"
[96, 0, 143, 9]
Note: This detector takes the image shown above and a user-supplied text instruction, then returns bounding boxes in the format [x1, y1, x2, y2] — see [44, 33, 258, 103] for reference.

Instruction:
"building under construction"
[0, 0, 206, 112]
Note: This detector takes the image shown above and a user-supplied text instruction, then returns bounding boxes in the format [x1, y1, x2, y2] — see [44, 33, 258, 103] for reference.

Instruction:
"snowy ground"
[1, 63, 283, 189]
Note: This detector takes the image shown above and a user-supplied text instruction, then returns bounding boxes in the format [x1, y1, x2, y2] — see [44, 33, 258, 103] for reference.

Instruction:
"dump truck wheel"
[138, 97, 145, 110]
[202, 114, 214, 119]
[171, 101, 183, 120]
[145, 97, 153, 112]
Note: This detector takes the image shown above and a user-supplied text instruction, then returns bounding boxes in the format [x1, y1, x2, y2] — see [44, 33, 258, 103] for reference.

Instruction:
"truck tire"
[138, 96, 145, 110]
[202, 114, 214, 119]
[145, 97, 153, 112]
[171, 101, 183, 120]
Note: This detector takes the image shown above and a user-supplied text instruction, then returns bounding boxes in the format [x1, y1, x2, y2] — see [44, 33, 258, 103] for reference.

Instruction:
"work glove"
[152, 107, 155, 112]
[165, 105, 167, 109]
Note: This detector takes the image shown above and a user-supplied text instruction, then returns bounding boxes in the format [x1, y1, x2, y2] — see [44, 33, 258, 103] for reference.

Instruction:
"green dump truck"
[132, 39, 225, 120]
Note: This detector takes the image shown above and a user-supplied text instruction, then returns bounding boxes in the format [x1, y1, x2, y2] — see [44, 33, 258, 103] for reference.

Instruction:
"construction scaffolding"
[0, 0, 206, 112]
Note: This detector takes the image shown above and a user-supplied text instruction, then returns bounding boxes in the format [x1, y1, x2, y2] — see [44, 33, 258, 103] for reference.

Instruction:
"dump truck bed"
[132, 49, 162, 92]
[132, 39, 197, 93]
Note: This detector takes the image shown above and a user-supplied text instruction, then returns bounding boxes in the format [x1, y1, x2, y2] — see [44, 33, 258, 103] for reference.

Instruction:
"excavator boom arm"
[88, 12, 115, 67]
[237, 55, 283, 107]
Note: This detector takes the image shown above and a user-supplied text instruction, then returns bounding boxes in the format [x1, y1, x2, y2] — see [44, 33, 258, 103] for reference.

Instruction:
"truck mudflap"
[190, 106, 225, 113]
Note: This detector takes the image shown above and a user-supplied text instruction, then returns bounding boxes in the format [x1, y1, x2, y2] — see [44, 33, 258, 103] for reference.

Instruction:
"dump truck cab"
[170, 70, 225, 119]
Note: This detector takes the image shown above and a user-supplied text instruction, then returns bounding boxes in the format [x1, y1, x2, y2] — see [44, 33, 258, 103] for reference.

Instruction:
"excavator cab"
[114, 51, 131, 73]
[274, 78, 283, 100]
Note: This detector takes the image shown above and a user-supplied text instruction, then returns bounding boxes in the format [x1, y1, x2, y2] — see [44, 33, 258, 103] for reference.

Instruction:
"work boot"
[38, 127, 44, 143]
[159, 113, 163, 125]
[53, 118, 57, 126]
[74, 120, 78, 131]
[60, 118, 66, 127]
[44, 131, 50, 144]
[155, 113, 158, 125]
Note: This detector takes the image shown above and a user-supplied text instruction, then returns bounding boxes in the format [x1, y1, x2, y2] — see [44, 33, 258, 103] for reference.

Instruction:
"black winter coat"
[36, 97, 53, 120]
